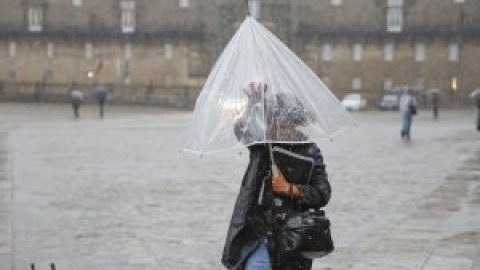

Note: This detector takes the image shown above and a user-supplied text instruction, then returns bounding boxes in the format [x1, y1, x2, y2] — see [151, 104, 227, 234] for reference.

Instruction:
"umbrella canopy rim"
[182, 122, 357, 156]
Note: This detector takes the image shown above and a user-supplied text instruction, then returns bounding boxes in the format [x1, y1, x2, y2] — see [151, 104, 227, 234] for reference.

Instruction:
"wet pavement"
[0, 103, 479, 270]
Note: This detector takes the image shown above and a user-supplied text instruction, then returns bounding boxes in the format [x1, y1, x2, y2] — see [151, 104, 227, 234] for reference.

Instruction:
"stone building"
[0, 0, 479, 106]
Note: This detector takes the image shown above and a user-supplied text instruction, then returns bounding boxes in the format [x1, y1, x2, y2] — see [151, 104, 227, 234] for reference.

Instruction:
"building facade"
[0, 0, 479, 106]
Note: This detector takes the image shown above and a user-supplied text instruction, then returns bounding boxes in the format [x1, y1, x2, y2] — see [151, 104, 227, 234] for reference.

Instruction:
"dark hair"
[270, 93, 309, 126]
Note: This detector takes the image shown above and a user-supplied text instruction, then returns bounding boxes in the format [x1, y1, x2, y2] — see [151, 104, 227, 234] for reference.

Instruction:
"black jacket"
[221, 143, 331, 270]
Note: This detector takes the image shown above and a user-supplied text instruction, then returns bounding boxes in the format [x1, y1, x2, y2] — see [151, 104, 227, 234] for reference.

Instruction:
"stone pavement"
[0, 130, 12, 269]
[0, 103, 479, 270]
[345, 150, 480, 270]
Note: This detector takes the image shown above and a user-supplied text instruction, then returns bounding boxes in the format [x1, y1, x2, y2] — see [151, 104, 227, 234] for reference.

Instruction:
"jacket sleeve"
[297, 145, 331, 208]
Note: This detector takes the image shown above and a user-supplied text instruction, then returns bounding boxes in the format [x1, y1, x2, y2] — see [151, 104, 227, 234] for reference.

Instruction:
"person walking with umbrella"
[477, 96, 480, 131]
[90, 82, 109, 119]
[183, 15, 355, 270]
[426, 88, 443, 120]
[471, 89, 480, 131]
[69, 82, 84, 119]
[431, 92, 439, 120]
[399, 90, 418, 141]
[222, 83, 332, 270]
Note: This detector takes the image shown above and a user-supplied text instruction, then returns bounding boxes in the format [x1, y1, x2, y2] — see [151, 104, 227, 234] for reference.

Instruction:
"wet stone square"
[0, 103, 479, 270]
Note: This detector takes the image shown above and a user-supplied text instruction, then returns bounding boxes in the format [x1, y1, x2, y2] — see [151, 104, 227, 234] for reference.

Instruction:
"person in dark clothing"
[432, 93, 439, 120]
[222, 83, 332, 270]
[69, 83, 84, 119]
[91, 83, 108, 119]
[476, 96, 480, 131]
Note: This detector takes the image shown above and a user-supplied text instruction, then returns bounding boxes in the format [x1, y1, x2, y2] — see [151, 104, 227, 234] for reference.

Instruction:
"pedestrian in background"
[432, 92, 439, 120]
[476, 95, 480, 131]
[90, 82, 108, 119]
[145, 80, 154, 102]
[399, 92, 418, 141]
[69, 83, 83, 119]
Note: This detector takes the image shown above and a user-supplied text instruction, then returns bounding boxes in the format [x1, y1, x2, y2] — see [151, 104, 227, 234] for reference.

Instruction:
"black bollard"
[50, 263, 56, 270]
[30, 264, 35, 270]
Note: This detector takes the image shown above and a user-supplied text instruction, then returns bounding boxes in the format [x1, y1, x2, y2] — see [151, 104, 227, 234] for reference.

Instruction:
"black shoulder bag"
[271, 147, 334, 259]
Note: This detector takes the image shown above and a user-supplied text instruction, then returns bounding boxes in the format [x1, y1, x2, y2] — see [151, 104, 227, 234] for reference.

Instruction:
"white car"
[341, 93, 367, 111]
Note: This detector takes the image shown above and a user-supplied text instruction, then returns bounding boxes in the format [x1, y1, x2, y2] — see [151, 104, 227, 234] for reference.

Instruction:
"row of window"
[250, 0, 466, 33]
[70, 0, 190, 8]
[3, 40, 461, 63]
[320, 43, 460, 62]
[4, 42, 175, 60]
[248, 0, 404, 32]
[28, 0, 191, 33]
[326, 76, 456, 92]
[26, 0, 467, 34]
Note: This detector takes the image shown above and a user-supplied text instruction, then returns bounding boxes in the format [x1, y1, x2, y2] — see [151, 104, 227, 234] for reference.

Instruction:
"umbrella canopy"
[470, 88, 480, 98]
[183, 16, 355, 155]
[388, 86, 422, 96]
[91, 85, 108, 98]
[425, 88, 444, 95]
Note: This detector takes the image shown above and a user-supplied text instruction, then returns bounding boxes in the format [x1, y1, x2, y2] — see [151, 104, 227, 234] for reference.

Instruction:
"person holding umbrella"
[432, 92, 439, 120]
[399, 91, 418, 141]
[183, 15, 355, 270]
[90, 82, 109, 119]
[223, 83, 331, 270]
[69, 82, 84, 119]
[471, 89, 480, 131]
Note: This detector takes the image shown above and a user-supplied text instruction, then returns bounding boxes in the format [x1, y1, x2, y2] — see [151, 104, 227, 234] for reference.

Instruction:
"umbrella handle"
[268, 143, 278, 177]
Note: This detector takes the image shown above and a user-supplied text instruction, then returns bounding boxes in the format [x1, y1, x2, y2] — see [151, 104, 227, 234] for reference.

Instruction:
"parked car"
[341, 93, 367, 111]
[379, 94, 399, 110]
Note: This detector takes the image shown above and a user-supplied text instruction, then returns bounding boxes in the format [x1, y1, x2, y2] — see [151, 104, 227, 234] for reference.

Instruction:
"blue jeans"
[401, 114, 412, 139]
[245, 237, 272, 270]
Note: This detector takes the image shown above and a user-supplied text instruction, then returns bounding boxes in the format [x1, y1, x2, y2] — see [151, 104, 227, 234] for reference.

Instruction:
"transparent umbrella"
[470, 88, 480, 98]
[425, 88, 444, 96]
[183, 16, 355, 155]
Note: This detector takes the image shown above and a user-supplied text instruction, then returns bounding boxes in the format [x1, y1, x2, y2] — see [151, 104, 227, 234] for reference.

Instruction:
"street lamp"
[451, 76, 458, 93]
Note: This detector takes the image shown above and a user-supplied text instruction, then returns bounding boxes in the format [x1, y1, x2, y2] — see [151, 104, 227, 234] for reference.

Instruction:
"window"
[125, 43, 132, 59]
[453, 0, 465, 3]
[322, 44, 333, 62]
[72, 0, 83, 7]
[46, 42, 54, 58]
[179, 0, 190, 8]
[164, 43, 173, 59]
[8, 42, 16, 58]
[448, 43, 459, 62]
[85, 42, 93, 59]
[415, 43, 425, 62]
[352, 77, 362, 90]
[353, 44, 362, 62]
[249, 0, 261, 19]
[28, 7, 43, 32]
[387, 0, 403, 33]
[384, 43, 394, 62]
[331, 0, 343, 6]
[121, 1, 136, 33]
